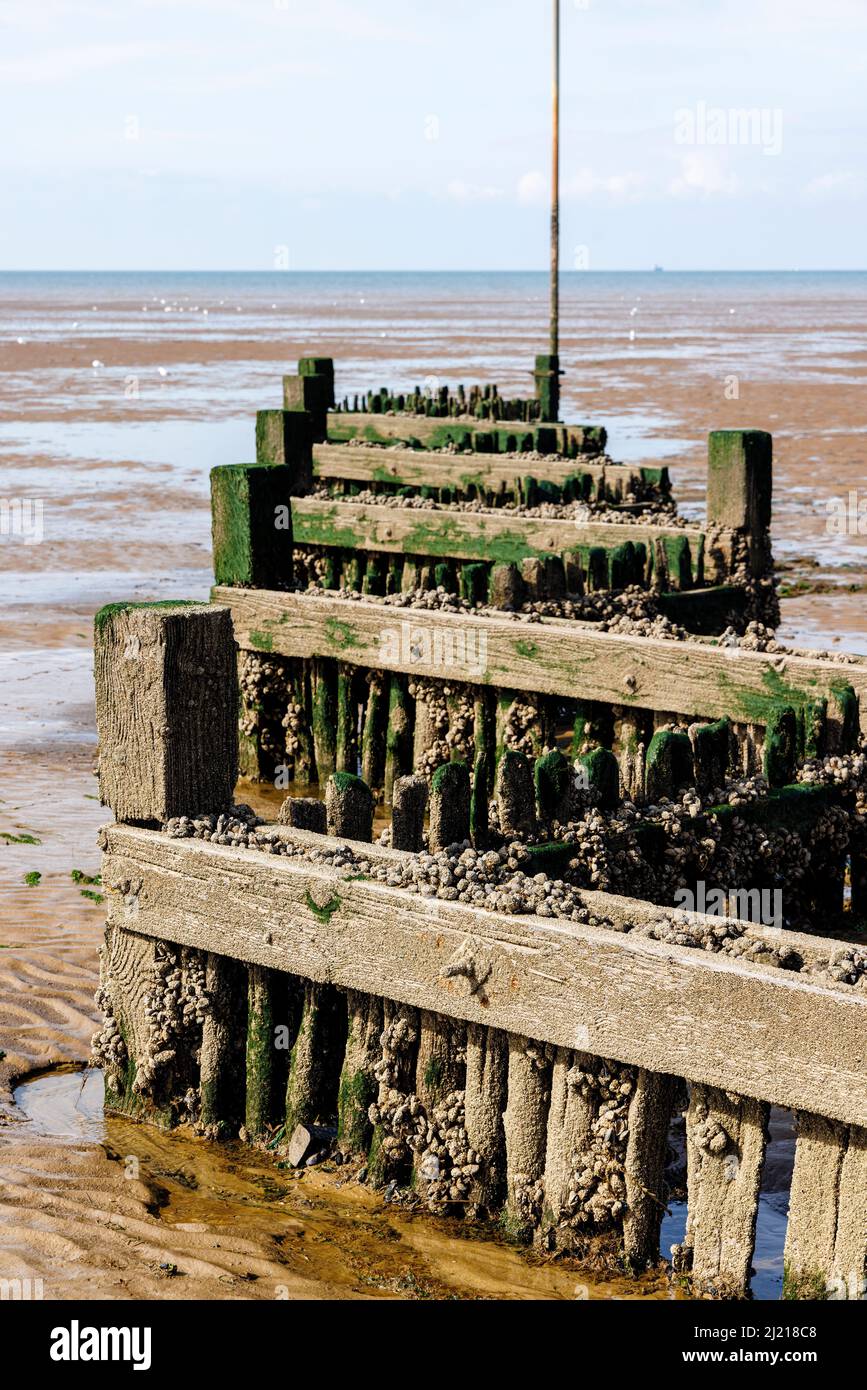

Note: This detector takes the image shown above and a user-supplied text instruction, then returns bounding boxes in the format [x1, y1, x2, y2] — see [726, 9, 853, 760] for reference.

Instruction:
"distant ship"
[653, 265, 664, 273]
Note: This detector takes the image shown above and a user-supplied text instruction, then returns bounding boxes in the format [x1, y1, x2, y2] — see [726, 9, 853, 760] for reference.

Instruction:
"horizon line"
[1, 266, 866, 275]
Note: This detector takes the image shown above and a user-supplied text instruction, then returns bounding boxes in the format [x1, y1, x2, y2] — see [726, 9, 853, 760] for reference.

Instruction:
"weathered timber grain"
[311, 441, 646, 494]
[101, 824, 867, 1128]
[199, 952, 246, 1133]
[95, 603, 237, 823]
[429, 760, 470, 851]
[502, 1035, 551, 1233]
[338, 990, 382, 1153]
[784, 1113, 867, 1299]
[210, 463, 293, 588]
[284, 980, 346, 1134]
[218, 589, 867, 734]
[679, 1084, 769, 1296]
[622, 1069, 679, 1270]
[391, 774, 428, 851]
[291, 495, 700, 567]
[463, 1024, 509, 1213]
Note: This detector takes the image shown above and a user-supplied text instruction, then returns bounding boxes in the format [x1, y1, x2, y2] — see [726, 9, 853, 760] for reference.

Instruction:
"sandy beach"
[1, 270, 865, 1299]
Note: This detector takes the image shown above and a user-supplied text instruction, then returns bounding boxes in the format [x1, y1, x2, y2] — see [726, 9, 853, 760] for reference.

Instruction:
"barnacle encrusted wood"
[215, 586, 867, 735]
[100, 823, 867, 1129]
[90, 367, 867, 1299]
[302, 440, 656, 500]
[289, 495, 700, 568]
[94, 602, 238, 823]
[783, 1114, 867, 1298]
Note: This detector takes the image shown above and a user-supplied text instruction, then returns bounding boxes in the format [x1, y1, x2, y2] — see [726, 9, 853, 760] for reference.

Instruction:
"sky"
[0, 0, 865, 270]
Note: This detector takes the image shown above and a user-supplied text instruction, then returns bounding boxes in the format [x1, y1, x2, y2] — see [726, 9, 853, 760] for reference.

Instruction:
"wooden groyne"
[91, 359, 867, 1300]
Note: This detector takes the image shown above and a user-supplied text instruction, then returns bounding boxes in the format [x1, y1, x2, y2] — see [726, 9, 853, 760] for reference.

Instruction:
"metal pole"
[550, 0, 560, 360]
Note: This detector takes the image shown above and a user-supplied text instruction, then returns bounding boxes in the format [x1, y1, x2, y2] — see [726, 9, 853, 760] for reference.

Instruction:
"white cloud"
[517, 170, 547, 205]
[0, 41, 166, 82]
[669, 153, 739, 198]
[446, 180, 504, 203]
[803, 170, 865, 201]
[564, 168, 648, 201]
[168, 60, 324, 94]
[519, 167, 648, 204]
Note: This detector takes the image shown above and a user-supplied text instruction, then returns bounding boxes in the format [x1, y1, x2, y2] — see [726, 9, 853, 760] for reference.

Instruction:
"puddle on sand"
[12, 1067, 676, 1301]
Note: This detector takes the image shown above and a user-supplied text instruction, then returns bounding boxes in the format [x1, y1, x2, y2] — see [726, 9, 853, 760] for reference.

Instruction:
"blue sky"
[1, 0, 865, 269]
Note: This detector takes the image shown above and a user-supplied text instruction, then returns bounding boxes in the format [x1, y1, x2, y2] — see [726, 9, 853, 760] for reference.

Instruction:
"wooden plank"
[290, 496, 697, 564]
[312, 442, 649, 494]
[212, 587, 867, 732]
[101, 824, 867, 1128]
[325, 411, 604, 455]
[188, 817, 849, 981]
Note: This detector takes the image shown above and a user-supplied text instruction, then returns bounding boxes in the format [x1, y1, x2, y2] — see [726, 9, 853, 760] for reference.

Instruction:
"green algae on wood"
[304, 889, 342, 923]
[429, 759, 470, 850]
[470, 752, 491, 849]
[245, 964, 277, 1137]
[576, 746, 620, 810]
[93, 599, 201, 635]
[311, 658, 337, 781]
[384, 676, 413, 802]
[254, 409, 313, 489]
[763, 705, 797, 787]
[337, 992, 381, 1154]
[645, 729, 693, 801]
[361, 670, 387, 789]
[210, 463, 294, 589]
[691, 718, 731, 792]
[534, 749, 571, 821]
[707, 430, 773, 532]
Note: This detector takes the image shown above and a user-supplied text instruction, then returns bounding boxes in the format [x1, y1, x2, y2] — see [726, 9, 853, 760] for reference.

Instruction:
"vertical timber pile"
[94, 602, 238, 824]
[94, 601, 240, 1126]
[783, 1114, 867, 1299]
[704, 430, 774, 606]
[674, 1084, 770, 1297]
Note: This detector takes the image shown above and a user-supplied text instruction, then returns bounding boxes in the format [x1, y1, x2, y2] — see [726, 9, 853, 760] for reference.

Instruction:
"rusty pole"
[550, 0, 560, 362]
[535, 0, 561, 421]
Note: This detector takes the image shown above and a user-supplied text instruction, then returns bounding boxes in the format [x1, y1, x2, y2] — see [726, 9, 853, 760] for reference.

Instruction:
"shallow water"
[12, 1068, 795, 1301]
[11, 1067, 676, 1302]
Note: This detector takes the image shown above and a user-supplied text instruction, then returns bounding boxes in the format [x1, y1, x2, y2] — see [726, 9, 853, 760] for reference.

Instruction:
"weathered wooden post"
[283, 356, 335, 441]
[210, 463, 293, 589]
[675, 1084, 769, 1297]
[784, 1114, 867, 1300]
[705, 429, 773, 584]
[94, 601, 238, 823]
[94, 600, 239, 1126]
[255, 408, 313, 487]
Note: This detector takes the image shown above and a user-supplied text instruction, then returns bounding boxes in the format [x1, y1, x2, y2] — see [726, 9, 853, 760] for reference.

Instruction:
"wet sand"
[1, 271, 865, 1298]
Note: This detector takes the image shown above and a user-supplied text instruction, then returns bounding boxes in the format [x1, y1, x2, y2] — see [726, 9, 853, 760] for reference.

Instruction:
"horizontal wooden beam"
[312, 442, 664, 497]
[325, 411, 606, 456]
[211, 819, 849, 979]
[212, 586, 867, 731]
[291, 497, 699, 566]
[102, 824, 867, 1128]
